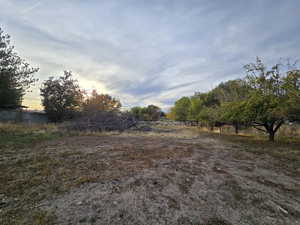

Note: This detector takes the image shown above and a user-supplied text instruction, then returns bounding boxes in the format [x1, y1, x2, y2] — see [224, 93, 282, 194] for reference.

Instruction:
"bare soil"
[1, 127, 300, 225]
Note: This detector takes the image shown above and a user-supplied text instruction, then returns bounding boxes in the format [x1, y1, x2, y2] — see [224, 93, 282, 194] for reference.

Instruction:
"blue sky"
[1, 0, 300, 110]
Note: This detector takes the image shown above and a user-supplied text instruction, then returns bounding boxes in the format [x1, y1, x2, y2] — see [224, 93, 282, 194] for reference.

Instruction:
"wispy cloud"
[0, 0, 299, 110]
[21, 0, 44, 14]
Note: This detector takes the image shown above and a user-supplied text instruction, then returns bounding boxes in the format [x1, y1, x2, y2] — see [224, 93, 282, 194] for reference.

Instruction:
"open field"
[0, 123, 300, 225]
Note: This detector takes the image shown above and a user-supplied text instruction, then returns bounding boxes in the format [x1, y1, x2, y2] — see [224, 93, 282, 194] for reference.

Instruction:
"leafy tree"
[283, 70, 300, 121]
[130, 106, 143, 120]
[0, 27, 39, 108]
[240, 57, 300, 141]
[188, 95, 203, 121]
[213, 79, 251, 133]
[144, 105, 162, 121]
[40, 71, 83, 122]
[220, 101, 247, 134]
[188, 92, 222, 127]
[198, 106, 221, 130]
[130, 105, 163, 121]
[173, 97, 191, 121]
[212, 79, 250, 103]
[166, 107, 176, 120]
[83, 89, 121, 115]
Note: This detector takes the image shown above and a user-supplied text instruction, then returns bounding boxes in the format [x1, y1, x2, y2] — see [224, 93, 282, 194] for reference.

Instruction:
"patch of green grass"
[0, 123, 61, 149]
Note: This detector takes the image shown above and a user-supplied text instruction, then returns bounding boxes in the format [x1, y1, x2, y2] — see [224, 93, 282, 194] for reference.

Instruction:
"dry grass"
[197, 131, 300, 175]
[1, 123, 300, 225]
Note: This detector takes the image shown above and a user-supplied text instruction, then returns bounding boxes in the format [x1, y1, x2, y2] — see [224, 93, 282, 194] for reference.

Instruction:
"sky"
[1, 0, 300, 110]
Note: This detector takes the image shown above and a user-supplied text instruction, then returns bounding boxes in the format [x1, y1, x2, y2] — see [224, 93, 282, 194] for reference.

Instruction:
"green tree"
[212, 79, 250, 103]
[166, 107, 176, 120]
[220, 101, 247, 134]
[284, 70, 300, 121]
[173, 97, 191, 121]
[130, 106, 143, 120]
[197, 106, 221, 130]
[240, 57, 300, 141]
[213, 79, 251, 133]
[130, 105, 162, 121]
[40, 71, 83, 122]
[144, 105, 162, 121]
[0, 27, 39, 108]
[188, 95, 202, 121]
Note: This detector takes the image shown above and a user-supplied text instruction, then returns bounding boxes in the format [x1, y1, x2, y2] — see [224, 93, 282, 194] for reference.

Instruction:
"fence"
[0, 109, 48, 124]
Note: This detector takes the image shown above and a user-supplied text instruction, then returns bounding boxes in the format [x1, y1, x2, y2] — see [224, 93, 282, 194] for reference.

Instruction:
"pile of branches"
[64, 111, 137, 132]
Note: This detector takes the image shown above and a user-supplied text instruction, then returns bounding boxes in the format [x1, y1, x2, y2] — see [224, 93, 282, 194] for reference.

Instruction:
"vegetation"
[0, 123, 60, 149]
[40, 71, 83, 122]
[130, 104, 163, 121]
[1, 122, 299, 225]
[170, 57, 300, 141]
[0, 27, 39, 108]
[83, 89, 121, 115]
[170, 97, 191, 121]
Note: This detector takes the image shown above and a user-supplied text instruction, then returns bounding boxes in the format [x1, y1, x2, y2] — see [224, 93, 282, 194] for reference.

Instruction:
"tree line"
[167, 57, 300, 141]
[0, 27, 163, 124]
[1, 27, 300, 140]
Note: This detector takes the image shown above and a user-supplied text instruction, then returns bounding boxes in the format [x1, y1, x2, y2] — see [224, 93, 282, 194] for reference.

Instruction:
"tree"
[284, 70, 300, 121]
[40, 71, 83, 122]
[240, 57, 300, 141]
[144, 105, 162, 121]
[220, 101, 247, 134]
[166, 107, 176, 120]
[197, 106, 221, 130]
[83, 90, 121, 115]
[188, 95, 202, 121]
[213, 79, 251, 133]
[0, 27, 39, 108]
[130, 106, 143, 120]
[130, 105, 163, 121]
[173, 97, 191, 121]
[212, 79, 250, 103]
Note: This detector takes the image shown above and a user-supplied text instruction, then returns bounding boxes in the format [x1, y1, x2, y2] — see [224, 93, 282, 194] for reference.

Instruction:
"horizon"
[1, 0, 300, 110]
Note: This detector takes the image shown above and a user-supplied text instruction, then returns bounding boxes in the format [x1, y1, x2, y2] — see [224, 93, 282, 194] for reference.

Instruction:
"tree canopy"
[40, 71, 83, 122]
[169, 57, 300, 141]
[83, 90, 121, 115]
[130, 105, 163, 121]
[0, 27, 39, 108]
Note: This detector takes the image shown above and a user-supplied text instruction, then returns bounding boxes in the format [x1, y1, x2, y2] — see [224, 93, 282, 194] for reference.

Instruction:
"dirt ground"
[1, 127, 300, 225]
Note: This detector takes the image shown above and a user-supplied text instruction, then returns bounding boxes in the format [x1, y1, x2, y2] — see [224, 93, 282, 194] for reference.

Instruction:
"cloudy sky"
[1, 0, 299, 110]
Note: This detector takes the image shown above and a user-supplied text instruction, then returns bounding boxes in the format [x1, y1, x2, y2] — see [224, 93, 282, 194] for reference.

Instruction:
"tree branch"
[274, 120, 284, 133]
[253, 121, 265, 126]
[253, 126, 267, 133]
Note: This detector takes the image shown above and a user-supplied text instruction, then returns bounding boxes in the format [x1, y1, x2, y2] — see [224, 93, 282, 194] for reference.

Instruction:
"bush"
[63, 111, 137, 132]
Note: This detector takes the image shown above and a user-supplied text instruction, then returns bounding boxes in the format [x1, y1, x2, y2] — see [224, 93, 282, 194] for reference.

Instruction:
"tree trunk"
[234, 123, 239, 135]
[267, 120, 283, 142]
[268, 131, 275, 142]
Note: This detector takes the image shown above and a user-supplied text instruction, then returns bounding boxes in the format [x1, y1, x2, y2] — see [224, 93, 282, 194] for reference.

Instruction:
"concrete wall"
[0, 109, 48, 124]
